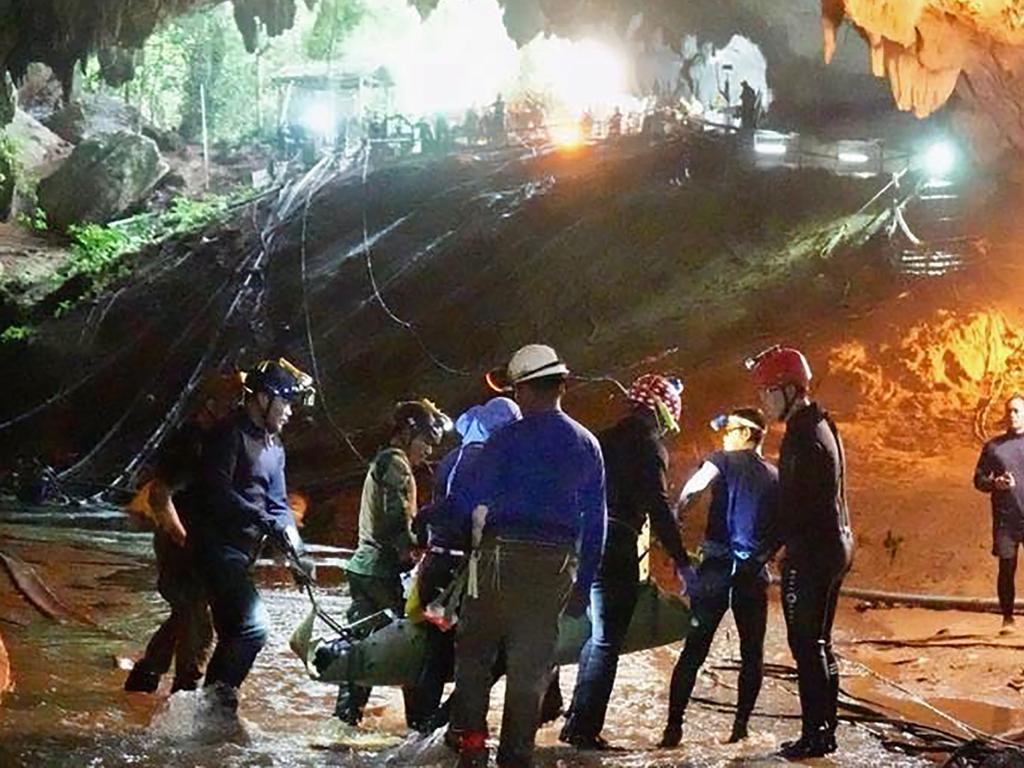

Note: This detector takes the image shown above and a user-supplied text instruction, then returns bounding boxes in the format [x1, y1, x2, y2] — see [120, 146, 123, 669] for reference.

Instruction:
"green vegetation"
[51, 193, 235, 314]
[82, 1, 365, 145]
[0, 325, 33, 344]
[305, 0, 365, 59]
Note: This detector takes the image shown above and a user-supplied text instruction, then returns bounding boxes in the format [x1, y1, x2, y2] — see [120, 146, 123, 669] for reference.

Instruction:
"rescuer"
[407, 396, 522, 731]
[748, 345, 853, 758]
[449, 344, 606, 768]
[194, 359, 316, 712]
[335, 398, 452, 727]
[559, 373, 688, 751]
[658, 407, 778, 748]
[739, 80, 759, 132]
[124, 371, 245, 694]
[974, 394, 1024, 631]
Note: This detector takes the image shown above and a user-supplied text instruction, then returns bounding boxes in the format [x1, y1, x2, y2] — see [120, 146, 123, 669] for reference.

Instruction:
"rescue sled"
[289, 579, 691, 688]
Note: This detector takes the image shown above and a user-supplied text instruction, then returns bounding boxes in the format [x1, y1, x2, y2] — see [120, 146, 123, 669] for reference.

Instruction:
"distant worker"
[739, 80, 759, 132]
[195, 359, 317, 712]
[409, 397, 522, 730]
[336, 399, 452, 727]
[974, 394, 1024, 631]
[748, 346, 853, 758]
[124, 371, 244, 694]
[491, 94, 506, 146]
[579, 111, 594, 142]
[449, 344, 606, 768]
[607, 107, 623, 139]
[659, 407, 778, 748]
[560, 374, 688, 751]
[463, 108, 480, 146]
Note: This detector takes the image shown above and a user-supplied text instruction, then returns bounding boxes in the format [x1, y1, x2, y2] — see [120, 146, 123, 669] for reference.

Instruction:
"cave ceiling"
[5, 0, 1024, 157]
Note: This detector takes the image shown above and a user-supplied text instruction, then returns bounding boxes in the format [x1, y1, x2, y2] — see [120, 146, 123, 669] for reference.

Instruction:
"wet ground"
[0, 508, 969, 768]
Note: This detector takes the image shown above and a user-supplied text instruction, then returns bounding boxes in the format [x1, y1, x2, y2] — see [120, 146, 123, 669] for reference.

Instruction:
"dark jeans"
[563, 524, 639, 739]
[199, 542, 271, 690]
[334, 571, 416, 725]
[667, 557, 768, 726]
[782, 541, 852, 737]
[133, 532, 213, 690]
[407, 552, 462, 729]
[452, 539, 575, 768]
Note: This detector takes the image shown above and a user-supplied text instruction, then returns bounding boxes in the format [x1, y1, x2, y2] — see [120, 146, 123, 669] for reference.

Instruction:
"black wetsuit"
[778, 402, 854, 741]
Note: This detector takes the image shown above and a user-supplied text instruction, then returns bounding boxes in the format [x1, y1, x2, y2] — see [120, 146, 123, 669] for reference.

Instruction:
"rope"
[298, 160, 367, 464]
[358, 143, 471, 377]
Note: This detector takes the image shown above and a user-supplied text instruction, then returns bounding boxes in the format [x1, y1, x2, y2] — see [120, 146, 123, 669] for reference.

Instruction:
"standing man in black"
[748, 345, 853, 759]
[974, 394, 1024, 631]
[559, 373, 688, 751]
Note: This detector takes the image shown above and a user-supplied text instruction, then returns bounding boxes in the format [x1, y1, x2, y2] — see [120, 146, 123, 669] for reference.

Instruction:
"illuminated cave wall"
[824, 1, 1024, 164]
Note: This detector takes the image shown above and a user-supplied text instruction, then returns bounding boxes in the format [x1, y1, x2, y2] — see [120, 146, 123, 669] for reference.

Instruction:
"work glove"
[675, 561, 700, 598]
[289, 554, 317, 587]
[564, 586, 590, 618]
[277, 523, 315, 586]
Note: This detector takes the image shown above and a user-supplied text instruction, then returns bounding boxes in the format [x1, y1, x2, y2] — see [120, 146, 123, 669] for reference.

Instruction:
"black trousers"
[667, 557, 768, 726]
[781, 542, 852, 736]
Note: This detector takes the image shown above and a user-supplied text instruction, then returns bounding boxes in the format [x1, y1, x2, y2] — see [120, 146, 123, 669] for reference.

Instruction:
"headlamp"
[744, 345, 781, 372]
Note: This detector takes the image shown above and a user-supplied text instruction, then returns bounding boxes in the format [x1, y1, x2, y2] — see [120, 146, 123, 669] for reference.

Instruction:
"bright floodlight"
[754, 138, 787, 156]
[923, 141, 956, 178]
[302, 103, 335, 138]
[838, 151, 869, 164]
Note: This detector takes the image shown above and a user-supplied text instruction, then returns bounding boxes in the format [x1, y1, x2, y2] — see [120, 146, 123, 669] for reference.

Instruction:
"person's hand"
[996, 473, 1016, 491]
[564, 587, 589, 618]
[288, 555, 316, 587]
[166, 521, 188, 548]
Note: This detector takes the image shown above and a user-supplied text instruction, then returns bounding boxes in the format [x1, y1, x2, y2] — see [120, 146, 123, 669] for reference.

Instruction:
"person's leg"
[821, 549, 852, 742]
[780, 561, 833, 757]
[125, 534, 183, 691]
[407, 554, 460, 730]
[562, 531, 639, 745]
[171, 590, 214, 692]
[999, 555, 1018, 625]
[730, 567, 769, 741]
[497, 542, 574, 768]
[202, 546, 270, 698]
[661, 560, 730, 747]
[450, 549, 504, 765]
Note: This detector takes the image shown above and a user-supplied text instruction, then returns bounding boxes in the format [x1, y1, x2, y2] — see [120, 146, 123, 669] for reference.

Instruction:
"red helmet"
[746, 346, 812, 390]
[627, 374, 684, 429]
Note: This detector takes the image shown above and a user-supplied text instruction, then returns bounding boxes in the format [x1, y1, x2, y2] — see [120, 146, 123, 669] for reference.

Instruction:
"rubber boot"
[727, 718, 749, 743]
[124, 665, 161, 693]
[658, 719, 683, 749]
[778, 727, 836, 759]
[458, 730, 489, 768]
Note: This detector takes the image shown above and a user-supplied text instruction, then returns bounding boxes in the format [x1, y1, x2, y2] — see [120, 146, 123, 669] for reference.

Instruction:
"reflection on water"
[0, 521, 931, 767]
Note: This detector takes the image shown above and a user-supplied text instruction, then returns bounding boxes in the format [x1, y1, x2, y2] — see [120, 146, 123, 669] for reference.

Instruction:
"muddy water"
[0, 518, 930, 768]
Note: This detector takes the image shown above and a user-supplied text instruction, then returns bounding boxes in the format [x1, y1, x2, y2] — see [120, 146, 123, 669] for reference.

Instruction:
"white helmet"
[507, 344, 570, 385]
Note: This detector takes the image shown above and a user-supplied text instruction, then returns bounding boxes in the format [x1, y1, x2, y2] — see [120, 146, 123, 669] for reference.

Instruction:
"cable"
[357, 142, 471, 377]
[298, 161, 367, 464]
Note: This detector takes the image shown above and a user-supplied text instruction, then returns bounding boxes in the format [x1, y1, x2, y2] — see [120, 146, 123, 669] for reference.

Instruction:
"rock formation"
[37, 132, 169, 228]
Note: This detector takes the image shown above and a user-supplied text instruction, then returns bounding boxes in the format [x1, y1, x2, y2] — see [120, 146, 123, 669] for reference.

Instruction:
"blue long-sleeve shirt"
[197, 410, 296, 554]
[455, 409, 607, 592]
[414, 443, 483, 550]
